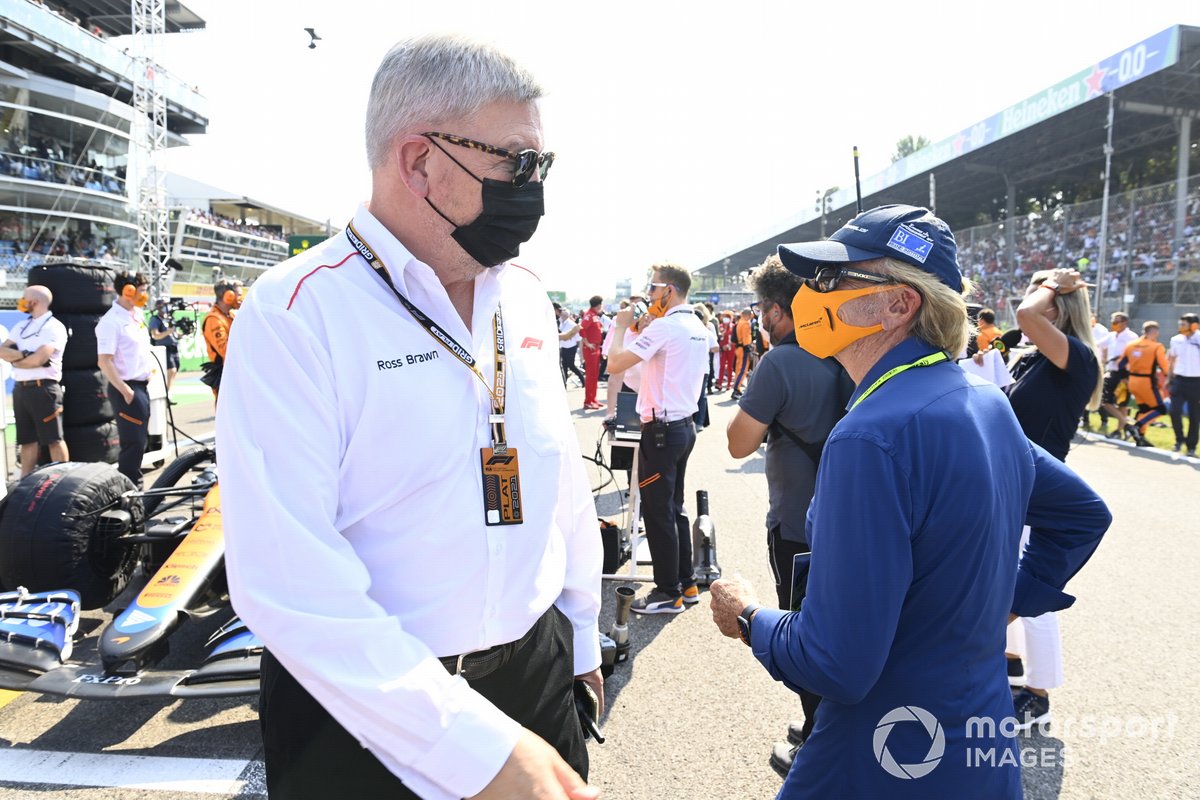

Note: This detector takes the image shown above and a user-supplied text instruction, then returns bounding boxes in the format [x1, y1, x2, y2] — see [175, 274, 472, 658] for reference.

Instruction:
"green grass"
[1082, 411, 1184, 451]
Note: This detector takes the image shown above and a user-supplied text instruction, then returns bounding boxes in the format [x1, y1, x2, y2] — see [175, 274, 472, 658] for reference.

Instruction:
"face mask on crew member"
[789, 283, 899, 359]
[16, 297, 30, 313]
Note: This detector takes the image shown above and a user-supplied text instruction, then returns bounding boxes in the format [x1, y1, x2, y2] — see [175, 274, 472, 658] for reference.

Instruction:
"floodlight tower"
[130, 0, 171, 300]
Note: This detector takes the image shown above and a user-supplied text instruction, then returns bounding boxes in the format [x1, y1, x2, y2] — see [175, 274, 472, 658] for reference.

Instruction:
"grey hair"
[365, 34, 544, 170]
[875, 258, 976, 356]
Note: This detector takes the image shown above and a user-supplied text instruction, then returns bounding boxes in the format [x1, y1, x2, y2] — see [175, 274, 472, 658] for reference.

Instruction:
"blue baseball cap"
[778, 204, 964, 292]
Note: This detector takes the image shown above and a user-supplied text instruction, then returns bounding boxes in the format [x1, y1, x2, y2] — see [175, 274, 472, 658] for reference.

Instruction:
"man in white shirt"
[1168, 312, 1200, 455]
[95, 271, 155, 487]
[1096, 311, 1139, 439]
[607, 264, 711, 614]
[0, 285, 69, 475]
[216, 35, 602, 800]
[556, 303, 585, 388]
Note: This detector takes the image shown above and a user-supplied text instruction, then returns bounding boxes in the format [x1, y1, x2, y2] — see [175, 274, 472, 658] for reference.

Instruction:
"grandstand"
[0, 0, 326, 307]
[695, 25, 1200, 325]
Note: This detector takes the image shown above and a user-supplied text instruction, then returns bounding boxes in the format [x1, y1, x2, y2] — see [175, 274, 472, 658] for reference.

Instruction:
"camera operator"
[148, 298, 179, 395]
[1, 285, 69, 475]
[202, 279, 242, 399]
[607, 264, 711, 614]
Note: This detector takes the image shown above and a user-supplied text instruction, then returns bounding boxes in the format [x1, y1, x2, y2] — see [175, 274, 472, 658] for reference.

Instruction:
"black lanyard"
[17, 314, 53, 341]
[346, 222, 509, 450]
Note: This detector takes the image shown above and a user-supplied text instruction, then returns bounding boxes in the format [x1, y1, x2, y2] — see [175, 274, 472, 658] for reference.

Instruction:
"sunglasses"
[423, 131, 555, 187]
[805, 267, 897, 293]
[645, 282, 673, 294]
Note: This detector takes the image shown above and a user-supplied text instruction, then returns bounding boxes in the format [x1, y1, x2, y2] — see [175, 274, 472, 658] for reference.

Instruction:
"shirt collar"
[845, 336, 943, 411]
[350, 203, 428, 297]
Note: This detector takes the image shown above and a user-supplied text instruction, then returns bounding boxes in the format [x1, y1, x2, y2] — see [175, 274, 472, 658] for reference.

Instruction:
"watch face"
[737, 615, 751, 646]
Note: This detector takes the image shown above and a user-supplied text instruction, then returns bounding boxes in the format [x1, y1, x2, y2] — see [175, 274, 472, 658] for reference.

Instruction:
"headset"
[216, 281, 243, 309]
[119, 280, 149, 307]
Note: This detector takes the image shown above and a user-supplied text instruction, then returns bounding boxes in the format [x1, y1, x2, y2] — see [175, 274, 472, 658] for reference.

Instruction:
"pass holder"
[480, 443, 523, 526]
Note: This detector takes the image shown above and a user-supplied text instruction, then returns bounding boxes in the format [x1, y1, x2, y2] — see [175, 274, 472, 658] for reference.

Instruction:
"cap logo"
[887, 224, 933, 264]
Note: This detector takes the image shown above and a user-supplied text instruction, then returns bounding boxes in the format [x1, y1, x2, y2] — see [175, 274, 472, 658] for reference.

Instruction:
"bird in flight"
[304, 28, 321, 49]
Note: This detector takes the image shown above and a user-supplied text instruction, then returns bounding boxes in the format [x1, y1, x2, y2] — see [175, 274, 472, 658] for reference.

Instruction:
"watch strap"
[737, 603, 762, 646]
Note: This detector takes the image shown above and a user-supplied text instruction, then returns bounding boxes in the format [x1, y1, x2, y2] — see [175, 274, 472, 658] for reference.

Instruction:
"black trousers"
[638, 420, 697, 596]
[559, 345, 585, 386]
[259, 606, 587, 800]
[109, 381, 149, 488]
[1170, 375, 1200, 449]
[767, 525, 822, 742]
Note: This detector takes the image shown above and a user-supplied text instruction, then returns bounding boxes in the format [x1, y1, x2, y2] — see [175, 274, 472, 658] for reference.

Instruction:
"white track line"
[0, 749, 258, 794]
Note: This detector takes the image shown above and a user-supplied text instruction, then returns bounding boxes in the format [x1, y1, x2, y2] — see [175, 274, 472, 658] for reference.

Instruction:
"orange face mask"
[16, 297, 30, 313]
[790, 283, 899, 359]
[647, 287, 671, 319]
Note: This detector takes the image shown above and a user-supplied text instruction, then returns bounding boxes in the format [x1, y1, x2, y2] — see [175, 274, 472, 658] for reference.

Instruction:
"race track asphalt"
[0, 378, 1196, 799]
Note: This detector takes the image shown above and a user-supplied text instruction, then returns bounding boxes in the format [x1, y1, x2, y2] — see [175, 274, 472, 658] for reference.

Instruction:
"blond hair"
[875, 258, 975, 356]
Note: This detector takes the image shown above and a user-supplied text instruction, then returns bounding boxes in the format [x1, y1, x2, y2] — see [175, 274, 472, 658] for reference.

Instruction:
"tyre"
[61, 368, 114, 427]
[0, 462, 141, 609]
[142, 446, 216, 571]
[63, 421, 119, 464]
[57, 312, 102, 371]
[28, 263, 116, 315]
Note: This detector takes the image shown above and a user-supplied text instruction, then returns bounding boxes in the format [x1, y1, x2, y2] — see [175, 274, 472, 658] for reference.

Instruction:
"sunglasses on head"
[805, 266, 897, 293]
[423, 131, 555, 187]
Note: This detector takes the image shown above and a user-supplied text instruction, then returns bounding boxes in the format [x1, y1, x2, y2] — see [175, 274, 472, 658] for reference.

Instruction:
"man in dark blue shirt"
[710, 205, 1109, 799]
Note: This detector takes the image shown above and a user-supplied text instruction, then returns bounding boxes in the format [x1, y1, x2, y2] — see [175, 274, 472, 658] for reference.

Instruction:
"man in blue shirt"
[710, 205, 1110, 799]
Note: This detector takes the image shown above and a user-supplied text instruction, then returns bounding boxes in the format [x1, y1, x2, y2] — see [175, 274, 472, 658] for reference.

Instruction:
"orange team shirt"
[203, 307, 233, 362]
[735, 318, 752, 346]
[977, 322, 1000, 351]
[1122, 337, 1169, 378]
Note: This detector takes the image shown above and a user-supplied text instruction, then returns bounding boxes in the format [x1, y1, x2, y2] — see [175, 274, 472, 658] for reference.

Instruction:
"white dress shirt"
[1097, 327, 1138, 371]
[95, 302, 154, 381]
[9, 312, 68, 381]
[216, 204, 602, 800]
[1169, 331, 1200, 377]
[628, 304, 710, 422]
[559, 315, 580, 347]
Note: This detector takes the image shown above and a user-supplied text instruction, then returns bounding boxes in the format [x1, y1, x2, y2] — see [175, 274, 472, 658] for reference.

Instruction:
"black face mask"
[427, 177, 544, 269]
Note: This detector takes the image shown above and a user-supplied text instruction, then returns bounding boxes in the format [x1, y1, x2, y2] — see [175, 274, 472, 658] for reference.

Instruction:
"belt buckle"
[454, 653, 467, 677]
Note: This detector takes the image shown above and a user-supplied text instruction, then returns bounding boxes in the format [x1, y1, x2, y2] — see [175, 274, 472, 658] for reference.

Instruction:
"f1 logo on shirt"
[520, 337, 543, 349]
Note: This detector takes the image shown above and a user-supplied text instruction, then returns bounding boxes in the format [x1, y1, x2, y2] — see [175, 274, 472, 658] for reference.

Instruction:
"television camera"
[160, 297, 198, 338]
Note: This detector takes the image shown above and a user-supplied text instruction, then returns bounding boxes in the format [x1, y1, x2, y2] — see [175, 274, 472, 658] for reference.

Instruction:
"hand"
[119, 384, 134, 405]
[972, 351, 986, 366]
[614, 307, 634, 329]
[1049, 268, 1086, 294]
[575, 668, 605, 718]
[709, 575, 759, 640]
[468, 729, 600, 800]
[633, 315, 653, 333]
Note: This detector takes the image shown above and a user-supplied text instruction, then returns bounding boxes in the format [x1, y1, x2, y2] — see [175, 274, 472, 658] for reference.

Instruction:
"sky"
[147, 1, 1200, 300]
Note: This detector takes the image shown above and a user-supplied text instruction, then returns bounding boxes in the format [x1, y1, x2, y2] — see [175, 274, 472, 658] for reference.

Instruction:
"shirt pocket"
[510, 353, 568, 457]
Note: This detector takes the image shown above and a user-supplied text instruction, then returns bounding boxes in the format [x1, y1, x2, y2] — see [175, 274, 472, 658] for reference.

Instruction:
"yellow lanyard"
[849, 351, 950, 411]
[346, 222, 509, 448]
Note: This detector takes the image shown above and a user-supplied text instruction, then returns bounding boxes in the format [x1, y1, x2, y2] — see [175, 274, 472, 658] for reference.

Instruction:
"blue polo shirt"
[750, 338, 1110, 799]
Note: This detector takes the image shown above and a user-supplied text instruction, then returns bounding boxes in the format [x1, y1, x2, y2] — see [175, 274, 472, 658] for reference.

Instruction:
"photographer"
[148, 298, 179, 395]
[2, 285, 69, 476]
[202, 279, 242, 399]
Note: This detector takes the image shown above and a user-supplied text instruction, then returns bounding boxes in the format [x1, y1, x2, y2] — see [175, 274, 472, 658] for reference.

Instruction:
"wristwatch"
[1040, 281, 1061, 295]
[737, 603, 761, 646]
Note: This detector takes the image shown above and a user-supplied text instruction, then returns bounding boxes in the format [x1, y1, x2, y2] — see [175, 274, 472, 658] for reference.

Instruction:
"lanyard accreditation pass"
[849, 351, 950, 411]
[346, 222, 523, 526]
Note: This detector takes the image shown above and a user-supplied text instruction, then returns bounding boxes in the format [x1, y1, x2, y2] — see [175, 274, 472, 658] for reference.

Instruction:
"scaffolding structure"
[130, 0, 171, 300]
